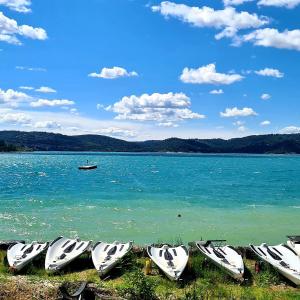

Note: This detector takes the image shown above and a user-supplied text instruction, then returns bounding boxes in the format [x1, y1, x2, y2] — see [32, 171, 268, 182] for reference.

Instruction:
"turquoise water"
[1, 152, 300, 246]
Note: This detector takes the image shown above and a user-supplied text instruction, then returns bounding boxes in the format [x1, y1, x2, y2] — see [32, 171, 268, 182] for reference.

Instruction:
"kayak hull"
[7, 242, 48, 271]
[196, 242, 244, 281]
[45, 237, 92, 272]
[250, 243, 300, 286]
[91, 241, 133, 276]
[147, 245, 189, 281]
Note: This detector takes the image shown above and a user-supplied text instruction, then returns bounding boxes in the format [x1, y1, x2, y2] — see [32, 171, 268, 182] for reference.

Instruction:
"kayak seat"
[213, 249, 225, 259]
[64, 242, 76, 254]
[266, 247, 281, 261]
[164, 249, 173, 261]
[107, 246, 117, 256]
[24, 245, 34, 254]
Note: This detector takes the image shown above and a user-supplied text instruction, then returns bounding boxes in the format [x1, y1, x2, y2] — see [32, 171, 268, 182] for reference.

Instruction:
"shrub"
[254, 264, 281, 287]
[118, 269, 157, 300]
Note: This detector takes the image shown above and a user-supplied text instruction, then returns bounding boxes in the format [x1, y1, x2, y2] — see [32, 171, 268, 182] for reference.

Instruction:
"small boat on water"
[287, 236, 300, 256]
[45, 237, 92, 272]
[250, 243, 300, 285]
[196, 240, 244, 281]
[7, 241, 48, 271]
[78, 160, 97, 170]
[147, 244, 189, 280]
[78, 165, 97, 170]
[91, 241, 133, 276]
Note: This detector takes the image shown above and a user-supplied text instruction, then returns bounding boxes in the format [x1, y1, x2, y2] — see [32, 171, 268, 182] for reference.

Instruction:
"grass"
[0, 249, 300, 299]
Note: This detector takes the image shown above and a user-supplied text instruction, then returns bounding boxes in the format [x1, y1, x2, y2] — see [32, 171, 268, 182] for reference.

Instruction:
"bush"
[118, 269, 158, 300]
[254, 264, 281, 287]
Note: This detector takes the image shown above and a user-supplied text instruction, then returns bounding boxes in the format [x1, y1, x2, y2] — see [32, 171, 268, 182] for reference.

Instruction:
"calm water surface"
[1, 152, 300, 245]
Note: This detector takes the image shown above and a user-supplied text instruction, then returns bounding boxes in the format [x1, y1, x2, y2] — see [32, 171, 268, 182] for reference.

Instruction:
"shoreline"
[0, 242, 300, 300]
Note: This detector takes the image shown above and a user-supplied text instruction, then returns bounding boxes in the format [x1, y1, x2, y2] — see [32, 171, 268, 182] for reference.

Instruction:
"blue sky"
[0, 0, 300, 140]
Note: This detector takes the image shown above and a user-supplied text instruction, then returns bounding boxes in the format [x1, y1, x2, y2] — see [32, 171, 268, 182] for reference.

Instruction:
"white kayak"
[91, 241, 133, 276]
[250, 243, 300, 285]
[287, 236, 300, 256]
[7, 241, 48, 271]
[45, 237, 92, 272]
[147, 244, 189, 280]
[196, 240, 244, 281]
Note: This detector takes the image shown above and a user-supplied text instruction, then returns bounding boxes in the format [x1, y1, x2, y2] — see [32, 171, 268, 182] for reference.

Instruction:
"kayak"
[7, 241, 48, 271]
[250, 243, 300, 285]
[287, 236, 300, 256]
[45, 237, 92, 272]
[91, 241, 133, 276]
[196, 240, 244, 281]
[147, 244, 189, 280]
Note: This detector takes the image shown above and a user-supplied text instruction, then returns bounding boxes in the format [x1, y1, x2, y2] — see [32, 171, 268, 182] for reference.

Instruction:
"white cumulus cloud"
[260, 120, 271, 126]
[233, 120, 245, 126]
[107, 92, 205, 125]
[34, 121, 61, 129]
[261, 93, 271, 100]
[94, 127, 136, 138]
[0, 0, 31, 13]
[19, 86, 34, 90]
[180, 64, 243, 85]
[258, 0, 300, 8]
[88, 66, 138, 79]
[0, 12, 47, 45]
[35, 86, 57, 93]
[30, 99, 74, 108]
[0, 88, 32, 107]
[0, 112, 31, 124]
[243, 28, 300, 51]
[220, 107, 258, 117]
[210, 89, 224, 94]
[223, 0, 254, 5]
[237, 125, 247, 132]
[16, 66, 46, 72]
[255, 68, 284, 78]
[152, 1, 268, 42]
[279, 126, 300, 134]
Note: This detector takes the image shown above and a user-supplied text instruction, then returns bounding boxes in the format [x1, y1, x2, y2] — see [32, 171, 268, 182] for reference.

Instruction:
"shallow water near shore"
[0, 152, 300, 245]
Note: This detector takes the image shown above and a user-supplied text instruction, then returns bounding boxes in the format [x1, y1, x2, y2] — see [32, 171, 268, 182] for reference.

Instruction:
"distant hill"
[0, 130, 300, 154]
[0, 140, 19, 152]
